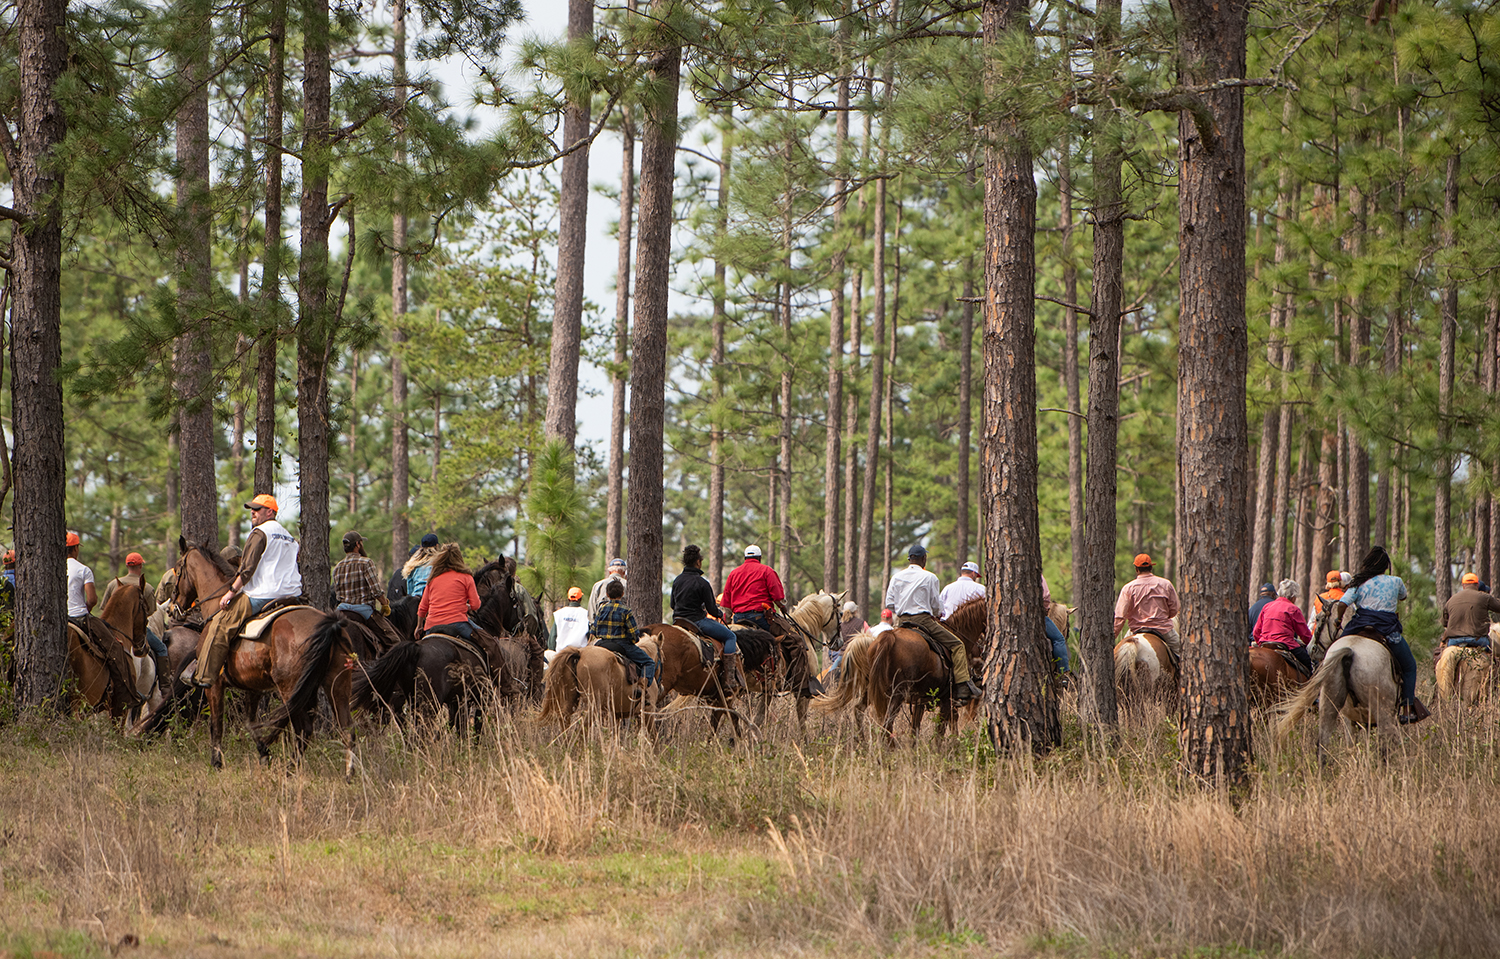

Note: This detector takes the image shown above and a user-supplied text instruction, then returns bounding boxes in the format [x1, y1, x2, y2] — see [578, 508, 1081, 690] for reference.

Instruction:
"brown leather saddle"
[672, 619, 718, 669]
[68, 619, 144, 707]
[898, 620, 958, 678]
[1257, 642, 1310, 678]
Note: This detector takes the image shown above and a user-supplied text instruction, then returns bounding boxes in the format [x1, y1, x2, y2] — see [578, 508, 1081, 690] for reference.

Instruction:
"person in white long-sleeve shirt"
[939, 562, 986, 619]
[884, 545, 980, 703]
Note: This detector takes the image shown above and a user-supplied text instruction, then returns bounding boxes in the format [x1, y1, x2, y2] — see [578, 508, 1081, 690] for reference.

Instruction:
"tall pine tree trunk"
[957, 164, 977, 566]
[10, 0, 70, 709]
[390, 0, 410, 567]
[707, 115, 726, 585]
[607, 104, 634, 568]
[1435, 152, 1460, 604]
[543, 0, 594, 448]
[297, 0, 333, 608]
[624, 1, 679, 624]
[980, 0, 1054, 751]
[1346, 190, 1371, 566]
[176, 0, 218, 551]
[856, 174, 887, 615]
[256, 0, 285, 498]
[822, 58, 850, 595]
[1487, 288, 1500, 584]
[842, 184, 865, 596]
[1172, 0, 1254, 784]
[1060, 146, 1083, 595]
[1080, 0, 1123, 727]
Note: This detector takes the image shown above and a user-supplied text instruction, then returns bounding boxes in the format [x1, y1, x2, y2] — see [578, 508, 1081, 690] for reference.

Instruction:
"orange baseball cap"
[1325, 570, 1342, 584]
[126, 552, 144, 566]
[1133, 553, 1152, 568]
[66, 531, 81, 547]
[3, 550, 13, 564]
[567, 586, 584, 601]
[245, 493, 279, 512]
[1463, 573, 1480, 585]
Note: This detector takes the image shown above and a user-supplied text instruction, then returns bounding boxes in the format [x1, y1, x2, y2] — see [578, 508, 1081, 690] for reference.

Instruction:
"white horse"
[1278, 634, 1400, 762]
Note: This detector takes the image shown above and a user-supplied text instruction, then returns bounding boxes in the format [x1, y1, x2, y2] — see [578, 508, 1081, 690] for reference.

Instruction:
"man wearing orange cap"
[552, 586, 589, 653]
[65, 531, 98, 627]
[1438, 572, 1500, 658]
[194, 494, 303, 687]
[103, 552, 169, 694]
[1113, 553, 1181, 661]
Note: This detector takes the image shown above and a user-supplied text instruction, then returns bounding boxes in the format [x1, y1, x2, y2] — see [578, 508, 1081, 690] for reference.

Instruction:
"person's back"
[589, 579, 656, 693]
[553, 588, 589, 652]
[418, 569, 481, 634]
[1442, 579, 1500, 646]
[1113, 555, 1181, 660]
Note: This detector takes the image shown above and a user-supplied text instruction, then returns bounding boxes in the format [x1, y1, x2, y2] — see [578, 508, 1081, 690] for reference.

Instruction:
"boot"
[952, 680, 981, 704]
[724, 652, 746, 694]
[156, 655, 173, 697]
[1399, 697, 1432, 725]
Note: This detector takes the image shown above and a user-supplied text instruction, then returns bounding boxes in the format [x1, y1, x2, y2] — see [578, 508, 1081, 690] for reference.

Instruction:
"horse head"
[173, 541, 235, 614]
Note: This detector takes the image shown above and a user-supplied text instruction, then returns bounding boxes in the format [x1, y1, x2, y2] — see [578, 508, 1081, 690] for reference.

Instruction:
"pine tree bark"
[1171, 0, 1253, 784]
[256, 0, 286, 498]
[542, 0, 594, 448]
[1435, 152, 1460, 605]
[607, 105, 634, 569]
[10, 0, 70, 709]
[624, 1, 679, 624]
[979, 0, 1055, 751]
[1293, 425, 1315, 609]
[390, 0, 410, 567]
[1346, 190, 1371, 566]
[176, 0, 218, 551]
[778, 121, 794, 588]
[822, 58, 850, 595]
[707, 116, 726, 585]
[1487, 289, 1500, 584]
[297, 0, 333, 608]
[856, 174, 887, 616]
[1060, 146, 1083, 594]
[1080, 0, 1123, 727]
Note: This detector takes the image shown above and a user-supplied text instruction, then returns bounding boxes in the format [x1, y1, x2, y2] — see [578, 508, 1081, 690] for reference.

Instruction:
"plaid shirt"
[589, 600, 642, 645]
[332, 555, 384, 607]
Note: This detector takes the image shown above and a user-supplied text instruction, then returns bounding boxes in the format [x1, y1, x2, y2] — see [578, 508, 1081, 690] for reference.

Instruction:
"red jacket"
[722, 559, 785, 613]
[1253, 597, 1312, 648]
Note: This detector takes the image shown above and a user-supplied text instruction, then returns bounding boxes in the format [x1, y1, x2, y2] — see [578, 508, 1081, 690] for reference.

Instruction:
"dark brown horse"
[351, 630, 512, 734]
[645, 625, 746, 744]
[473, 556, 545, 698]
[166, 542, 357, 775]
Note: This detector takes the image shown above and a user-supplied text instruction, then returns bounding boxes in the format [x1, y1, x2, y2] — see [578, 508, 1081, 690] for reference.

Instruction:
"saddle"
[898, 620, 958, 678]
[68, 619, 144, 707]
[673, 619, 719, 669]
[240, 600, 317, 640]
[421, 630, 490, 672]
[1136, 628, 1179, 670]
[1255, 642, 1309, 678]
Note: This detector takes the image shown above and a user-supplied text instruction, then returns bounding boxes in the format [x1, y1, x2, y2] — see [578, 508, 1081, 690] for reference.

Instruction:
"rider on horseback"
[333, 531, 403, 649]
[1251, 579, 1313, 674]
[885, 545, 981, 704]
[590, 578, 656, 694]
[722, 545, 786, 632]
[1332, 545, 1427, 724]
[415, 543, 481, 640]
[671, 544, 743, 689]
[1439, 573, 1500, 655]
[193, 495, 304, 688]
[1113, 553, 1181, 662]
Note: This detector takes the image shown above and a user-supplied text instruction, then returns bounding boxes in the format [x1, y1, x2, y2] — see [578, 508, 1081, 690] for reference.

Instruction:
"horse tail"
[538, 647, 582, 724]
[352, 639, 422, 711]
[1278, 646, 1352, 739]
[255, 614, 345, 738]
[1435, 644, 1463, 700]
[1114, 639, 1139, 679]
[812, 633, 875, 715]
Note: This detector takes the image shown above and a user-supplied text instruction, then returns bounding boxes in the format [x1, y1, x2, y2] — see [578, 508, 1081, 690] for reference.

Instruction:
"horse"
[1434, 625, 1500, 706]
[163, 540, 357, 775]
[474, 556, 546, 699]
[351, 627, 514, 735]
[66, 583, 158, 722]
[1278, 632, 1401, 763]
[736, 590, 843, 735]
[1113, 628, 1177, 708]
[1248, 643, 1310, 705]
[538, 642, 657, 733]
[644, 625, 747, 743]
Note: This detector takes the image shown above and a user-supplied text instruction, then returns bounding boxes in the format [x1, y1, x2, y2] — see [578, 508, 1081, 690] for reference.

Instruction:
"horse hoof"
[211, 751, 223, 770]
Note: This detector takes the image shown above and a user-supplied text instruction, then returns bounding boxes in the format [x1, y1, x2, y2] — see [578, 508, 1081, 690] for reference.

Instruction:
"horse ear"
[178, 535, 188, 555]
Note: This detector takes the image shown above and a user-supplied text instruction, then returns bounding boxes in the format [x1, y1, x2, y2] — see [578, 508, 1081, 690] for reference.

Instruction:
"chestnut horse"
[1279, 632, 1401, 763]
[646, 625, 747, 743]
[1248, 644, 1309, 705]
[67, 583, 158, 722]
[538, 643, 656, 733]
[167, 542, 357, 775]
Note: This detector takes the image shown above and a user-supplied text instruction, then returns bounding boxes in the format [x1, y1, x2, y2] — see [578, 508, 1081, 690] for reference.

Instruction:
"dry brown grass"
[2, 687, 1498, 958]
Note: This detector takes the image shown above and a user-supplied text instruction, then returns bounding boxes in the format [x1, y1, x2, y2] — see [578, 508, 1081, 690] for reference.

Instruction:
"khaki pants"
[899, 612, 972, 685]
[195, 592, 254, 685]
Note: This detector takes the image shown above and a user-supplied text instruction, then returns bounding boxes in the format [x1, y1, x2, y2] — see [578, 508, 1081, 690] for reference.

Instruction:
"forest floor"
[2, 682, 1498, 959]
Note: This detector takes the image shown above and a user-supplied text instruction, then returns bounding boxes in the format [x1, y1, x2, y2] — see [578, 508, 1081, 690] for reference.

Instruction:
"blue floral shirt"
[1340, 574, 1407, 613]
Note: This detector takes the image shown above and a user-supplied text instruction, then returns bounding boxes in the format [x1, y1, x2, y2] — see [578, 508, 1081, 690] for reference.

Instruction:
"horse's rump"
[1436, 643, 1491, 701]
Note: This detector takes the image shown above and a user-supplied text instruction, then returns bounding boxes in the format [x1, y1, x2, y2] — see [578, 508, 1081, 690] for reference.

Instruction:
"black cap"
[420, 533, 439, 548]
[908, 545, 927, 560]
[342, 531, 362, 552]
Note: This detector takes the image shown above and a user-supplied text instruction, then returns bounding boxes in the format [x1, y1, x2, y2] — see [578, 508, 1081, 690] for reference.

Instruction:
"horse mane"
[789, 591, 836, 638]
[193, 544, 238, 581]
[473, 557, 507, 584]
[944, 596, 986, 645]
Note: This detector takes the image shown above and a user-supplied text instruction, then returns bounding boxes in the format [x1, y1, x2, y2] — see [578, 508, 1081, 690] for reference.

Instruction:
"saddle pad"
[609, 650, 642, 685]
[241, 604, 319, 640]
[1266, 645, 1309, 677]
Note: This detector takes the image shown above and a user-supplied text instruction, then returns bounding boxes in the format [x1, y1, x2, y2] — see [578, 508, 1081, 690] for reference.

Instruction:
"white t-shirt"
[870, 622, 895, 636]
[67, 557, 94, 618]
[243, 520, 303, 600]
[938, 576, 986, 619]
[553, 604, 589, 652]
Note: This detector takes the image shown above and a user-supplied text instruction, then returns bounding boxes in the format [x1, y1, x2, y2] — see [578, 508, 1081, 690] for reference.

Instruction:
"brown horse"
[1435, 641, 1494, 706]
[66, 584, 157, 722]
[645, 625, 747, 743]
[352, 627, 516, 734]
[1113, 630, 1177, 708]
[164, 542, 357, 775]
[1248, 643, 1309, 705]
[738, 590, 843, 735]
[538, 643, 656, 732]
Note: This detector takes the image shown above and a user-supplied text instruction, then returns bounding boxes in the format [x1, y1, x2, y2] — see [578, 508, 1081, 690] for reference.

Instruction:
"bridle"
[172, 551, 234, 618]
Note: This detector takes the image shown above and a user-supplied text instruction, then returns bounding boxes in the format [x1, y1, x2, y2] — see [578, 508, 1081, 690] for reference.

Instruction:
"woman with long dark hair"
[1334, 545, 1427, 723]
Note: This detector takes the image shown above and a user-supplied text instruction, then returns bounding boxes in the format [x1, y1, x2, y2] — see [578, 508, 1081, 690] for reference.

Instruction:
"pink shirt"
[1253, 597, 1312, 648]
[1113, 572, 1179, 633]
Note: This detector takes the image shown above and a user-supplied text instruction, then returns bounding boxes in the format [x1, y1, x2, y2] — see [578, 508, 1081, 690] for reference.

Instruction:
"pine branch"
[0, 205, 28, 227]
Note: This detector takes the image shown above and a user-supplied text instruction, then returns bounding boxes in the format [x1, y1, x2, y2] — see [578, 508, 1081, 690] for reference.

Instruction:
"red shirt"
[722, 559, 785, 613]
[1253, 597, 1312, 648]
[417, 570, 481, 628]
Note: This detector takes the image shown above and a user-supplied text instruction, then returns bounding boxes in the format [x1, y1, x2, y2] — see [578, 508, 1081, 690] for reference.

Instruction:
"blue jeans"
[732, 611, 771, 633]
[428, 621, 474, 641]
[598, 639, 657, 683]
[338, 602, 374, 620]
[1388, 635, 1418, 703]
[1044, 616, 1069, 672]
[248, 596, 274, 615]
[145, 629, 168, 658]
[695, 617, 737, 655]
[1449, 635, 1491, 650]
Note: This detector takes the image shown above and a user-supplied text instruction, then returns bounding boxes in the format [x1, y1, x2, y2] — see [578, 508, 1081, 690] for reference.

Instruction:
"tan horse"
[1114, 630, 1177, 707]
[538, 643, 656, 732]
[162, 542, 358, 775]
[66, 584, 158, 722]
[1247, 644, 1309, 705]
[1279, 633, 1401, 763]
[1435, 627, 1498, 705]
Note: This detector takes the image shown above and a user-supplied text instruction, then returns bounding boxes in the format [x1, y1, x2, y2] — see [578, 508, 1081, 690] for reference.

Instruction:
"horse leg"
[912, 700, 926, 740]
[326, 669, 357, 782]
[795, 694, 809, 738]
[881, 692, 904, 747]
[208, 680, 226, 769]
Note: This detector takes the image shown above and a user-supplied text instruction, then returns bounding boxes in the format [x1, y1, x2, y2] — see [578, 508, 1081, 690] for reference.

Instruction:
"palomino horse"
[1433, 625, 1500, 706]
[645, 625, 747, 743]
[67, 583, 159, 722]
[1114, 629, 1176, 708]
[1248, 644, 1310, 705]
[168, 542, 357, 775]
[538, 643, 657, 733]
[1279, 632, 1401, 762]
[737, 590, 843, 734]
